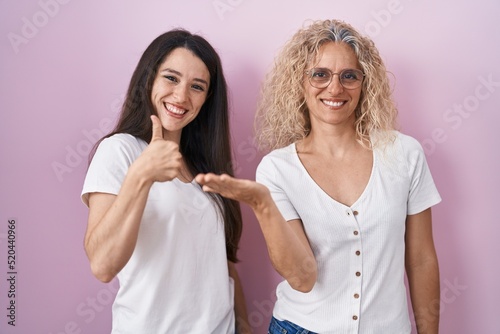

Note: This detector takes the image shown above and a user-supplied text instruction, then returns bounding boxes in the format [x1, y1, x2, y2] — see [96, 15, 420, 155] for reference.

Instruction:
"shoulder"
[393, 132, 428, 170]
[91, 133, 148, 166]
[375, 131, 424, 156]
[386, 132, 432, 179]
[262, 143, 296, 161]
[373, 131, 429, 175]
[97, 133, 147, 154]
[394, 132, 424, 153]
[100, 133, 146, 148]
[259, 143, 296, 168]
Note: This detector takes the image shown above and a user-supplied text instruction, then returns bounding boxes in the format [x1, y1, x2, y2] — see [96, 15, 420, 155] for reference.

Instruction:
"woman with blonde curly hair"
[197, 19, 441, 334]
[255, 19, 397, 152]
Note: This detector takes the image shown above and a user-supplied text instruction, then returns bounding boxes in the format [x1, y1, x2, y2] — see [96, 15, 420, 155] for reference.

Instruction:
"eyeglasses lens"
[309, 69, 364, 89]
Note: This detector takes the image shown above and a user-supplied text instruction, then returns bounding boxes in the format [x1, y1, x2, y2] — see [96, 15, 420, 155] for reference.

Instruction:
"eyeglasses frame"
[305, 68, 365, 90]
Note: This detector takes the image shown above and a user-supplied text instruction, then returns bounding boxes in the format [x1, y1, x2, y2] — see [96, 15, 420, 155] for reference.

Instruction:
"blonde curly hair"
[255, 19, 398, 151]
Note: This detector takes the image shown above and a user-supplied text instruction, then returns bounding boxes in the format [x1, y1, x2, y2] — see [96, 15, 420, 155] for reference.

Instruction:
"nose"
[327, 74, 344, 95]
[173, 83, 188, 102]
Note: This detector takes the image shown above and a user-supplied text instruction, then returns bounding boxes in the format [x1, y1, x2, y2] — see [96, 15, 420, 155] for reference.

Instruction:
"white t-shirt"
[256, 132, 441, 334]
[81, 133, 235, 334]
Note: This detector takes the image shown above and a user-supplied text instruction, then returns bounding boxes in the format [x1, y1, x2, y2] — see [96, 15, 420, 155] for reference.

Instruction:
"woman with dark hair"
[197, 19, 441, 333]
[81, 29, 250, 333]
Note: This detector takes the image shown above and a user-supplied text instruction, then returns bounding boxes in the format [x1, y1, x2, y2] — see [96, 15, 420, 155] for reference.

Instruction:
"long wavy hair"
[255, 19, 398, 151]
[90, 29, 242, 262]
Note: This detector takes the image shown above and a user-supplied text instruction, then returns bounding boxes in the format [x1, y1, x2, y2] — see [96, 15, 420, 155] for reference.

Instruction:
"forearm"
[407, 260, 440, 334]
[85, 167, 153, 282]
[194, 173, 317, 291]
[252, 197, 317, 292]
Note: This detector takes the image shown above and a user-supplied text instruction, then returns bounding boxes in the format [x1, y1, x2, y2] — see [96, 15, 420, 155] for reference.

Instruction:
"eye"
[163, 75, 178, 83]
[341, 70, 362, 81]
[311, 69, 330, 79]
[191, 84, 206, 92]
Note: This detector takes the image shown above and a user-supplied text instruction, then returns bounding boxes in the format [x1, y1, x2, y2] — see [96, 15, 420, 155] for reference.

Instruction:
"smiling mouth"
[322, 100, 346, 108]
[164, 103, 187, 115]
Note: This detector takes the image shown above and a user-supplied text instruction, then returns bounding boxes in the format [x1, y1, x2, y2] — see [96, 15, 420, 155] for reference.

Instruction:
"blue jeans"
[268, 316, 317, 334]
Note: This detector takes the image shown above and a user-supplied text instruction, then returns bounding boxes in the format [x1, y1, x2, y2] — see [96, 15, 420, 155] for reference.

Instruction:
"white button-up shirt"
[256, 132, 441, 334]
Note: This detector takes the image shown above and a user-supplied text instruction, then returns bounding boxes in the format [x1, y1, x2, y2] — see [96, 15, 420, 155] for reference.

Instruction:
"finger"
[150, 115, 163, 141]
[196, 175, 222, 190]
[194, 173, 206, 184]
[196, 173, 218, 184]
[201, 184, 216, 193]
[219, 173, 233, 183]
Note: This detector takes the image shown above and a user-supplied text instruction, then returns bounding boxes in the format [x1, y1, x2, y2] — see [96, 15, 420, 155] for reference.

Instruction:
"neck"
[300, 126, 362, 159]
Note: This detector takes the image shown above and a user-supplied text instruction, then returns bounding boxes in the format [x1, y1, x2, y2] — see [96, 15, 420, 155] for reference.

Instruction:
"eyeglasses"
[305, 68, 365, 90]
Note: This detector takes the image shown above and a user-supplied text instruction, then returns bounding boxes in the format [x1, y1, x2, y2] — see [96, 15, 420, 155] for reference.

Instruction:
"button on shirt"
[256, 132, 441, 334]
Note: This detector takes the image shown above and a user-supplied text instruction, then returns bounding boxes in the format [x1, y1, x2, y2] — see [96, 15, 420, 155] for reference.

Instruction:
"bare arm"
[85, 171, 153, 282]
[228, 261, 252, 334]
[196, 174, 317, 292]
[84, 116, 181, 282]
[405, 208, 440, 334]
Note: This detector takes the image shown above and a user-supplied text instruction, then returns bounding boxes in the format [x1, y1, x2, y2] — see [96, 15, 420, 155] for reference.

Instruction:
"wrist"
[250, 187, 272, 212]
[127, 162, 155, 189]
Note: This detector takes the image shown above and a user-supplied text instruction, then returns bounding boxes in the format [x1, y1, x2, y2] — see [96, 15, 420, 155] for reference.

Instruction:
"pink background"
[1, 0, 499, 333]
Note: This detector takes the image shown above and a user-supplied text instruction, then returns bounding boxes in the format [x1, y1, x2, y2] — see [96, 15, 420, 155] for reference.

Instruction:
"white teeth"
[165, 103, 186, 115]
[323, 100, 345, 107]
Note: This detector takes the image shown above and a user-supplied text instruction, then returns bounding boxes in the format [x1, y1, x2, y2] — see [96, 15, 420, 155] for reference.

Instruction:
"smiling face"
[303, 41, 363, 132]
[151, 47, 210, 141]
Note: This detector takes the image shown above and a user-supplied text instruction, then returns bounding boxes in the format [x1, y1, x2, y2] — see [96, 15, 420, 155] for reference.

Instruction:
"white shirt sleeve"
[401, 134, 442, 215]
[81, 134, 144, 207]
[256, 151, 300, 222]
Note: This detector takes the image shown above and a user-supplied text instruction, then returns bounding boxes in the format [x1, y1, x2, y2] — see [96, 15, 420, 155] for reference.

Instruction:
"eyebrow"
[160, 68, 209, 86]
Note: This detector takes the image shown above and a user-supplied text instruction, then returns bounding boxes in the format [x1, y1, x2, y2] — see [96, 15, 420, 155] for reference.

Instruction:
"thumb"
[150, 115, 164, 141]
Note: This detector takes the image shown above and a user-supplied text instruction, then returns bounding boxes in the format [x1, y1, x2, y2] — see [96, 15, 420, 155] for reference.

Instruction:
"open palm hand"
[195, 173, 270, 209]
